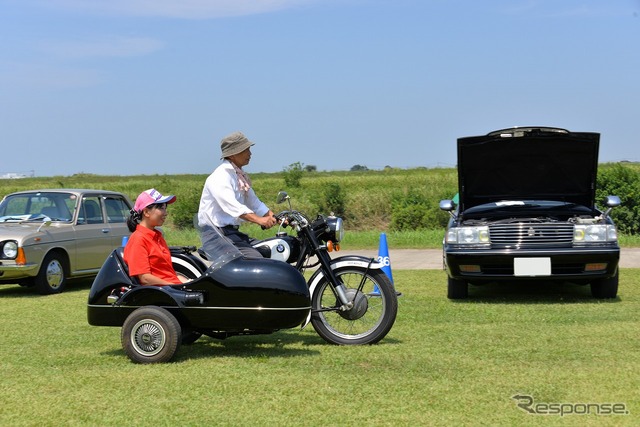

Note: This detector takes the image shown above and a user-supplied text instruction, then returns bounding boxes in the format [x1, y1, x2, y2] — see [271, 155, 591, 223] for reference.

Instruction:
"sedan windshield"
[0, 192, 75, 222]
[462, 200, 594, 220]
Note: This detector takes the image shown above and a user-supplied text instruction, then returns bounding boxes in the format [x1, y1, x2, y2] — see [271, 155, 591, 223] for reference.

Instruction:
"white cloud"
[39, 36, 164, 59]
[33, 0, 317, 19]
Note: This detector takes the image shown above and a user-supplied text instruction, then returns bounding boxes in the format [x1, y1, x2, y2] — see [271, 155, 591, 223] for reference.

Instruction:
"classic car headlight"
[573, 224, 618, 243]
[446, 226, 490, 244]
[326, 216, 344, 243]
[2, 241, 19, 259]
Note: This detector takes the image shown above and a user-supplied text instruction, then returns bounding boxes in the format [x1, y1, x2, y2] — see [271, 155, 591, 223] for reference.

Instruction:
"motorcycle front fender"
[301, 255, 384, 328]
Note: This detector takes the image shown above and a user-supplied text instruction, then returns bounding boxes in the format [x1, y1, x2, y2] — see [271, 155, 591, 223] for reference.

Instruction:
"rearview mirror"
[276, 191, 289, 204]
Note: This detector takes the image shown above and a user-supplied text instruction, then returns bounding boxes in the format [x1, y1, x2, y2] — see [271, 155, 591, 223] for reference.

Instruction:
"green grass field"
[1, 168, 639, 425]
[1, 270, 638, 426]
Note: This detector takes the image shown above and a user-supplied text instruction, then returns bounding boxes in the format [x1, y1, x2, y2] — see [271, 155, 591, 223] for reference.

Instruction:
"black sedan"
[440, 127, 620, 299]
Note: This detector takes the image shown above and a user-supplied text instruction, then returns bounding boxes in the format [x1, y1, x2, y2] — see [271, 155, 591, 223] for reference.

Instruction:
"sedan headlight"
[2, 241, 19, 259]
[446, 226, 490, 245]
[573, 224, 618, 243]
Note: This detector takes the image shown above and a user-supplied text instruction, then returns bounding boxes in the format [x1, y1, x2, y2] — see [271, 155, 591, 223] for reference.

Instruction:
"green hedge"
[596, 163, 640, 234]
[1, 163, 638, 234]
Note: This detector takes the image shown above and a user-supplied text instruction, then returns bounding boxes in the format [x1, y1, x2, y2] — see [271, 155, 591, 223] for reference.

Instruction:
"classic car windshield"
[0, 192, 75, 222]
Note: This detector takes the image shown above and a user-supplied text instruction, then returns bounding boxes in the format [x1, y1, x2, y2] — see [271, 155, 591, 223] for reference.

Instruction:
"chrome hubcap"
[46, 260, 63, 288]
[131, 319, 166, 356]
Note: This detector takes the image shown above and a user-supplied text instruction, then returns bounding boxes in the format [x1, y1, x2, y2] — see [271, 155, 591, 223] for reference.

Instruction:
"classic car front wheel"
[34, 252, 67, 295]
[121, 306, 182, 364]
[590, 271, 619, 299]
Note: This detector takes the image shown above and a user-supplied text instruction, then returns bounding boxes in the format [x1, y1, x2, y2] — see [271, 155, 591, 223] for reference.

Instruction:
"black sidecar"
[87, 226, 311, 363]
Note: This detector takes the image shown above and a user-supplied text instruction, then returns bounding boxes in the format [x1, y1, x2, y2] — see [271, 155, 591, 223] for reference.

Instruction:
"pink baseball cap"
[133, 188, 177, 212]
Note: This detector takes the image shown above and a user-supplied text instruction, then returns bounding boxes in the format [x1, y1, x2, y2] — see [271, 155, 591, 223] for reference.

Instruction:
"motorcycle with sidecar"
[87, 192, 398, 363]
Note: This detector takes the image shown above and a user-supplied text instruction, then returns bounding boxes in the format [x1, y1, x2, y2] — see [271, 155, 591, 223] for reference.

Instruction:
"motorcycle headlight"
[446, 226, 490, 245]
[326, 216, 344, 243]
[2, 241, 19, 259]
[573, 224, 618, 243]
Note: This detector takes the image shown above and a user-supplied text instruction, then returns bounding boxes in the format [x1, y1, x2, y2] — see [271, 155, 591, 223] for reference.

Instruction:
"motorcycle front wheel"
[311, 267, 398, 345]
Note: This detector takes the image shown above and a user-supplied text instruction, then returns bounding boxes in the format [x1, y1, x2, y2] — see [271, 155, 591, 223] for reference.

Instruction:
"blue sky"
[1, 0, 639, 177]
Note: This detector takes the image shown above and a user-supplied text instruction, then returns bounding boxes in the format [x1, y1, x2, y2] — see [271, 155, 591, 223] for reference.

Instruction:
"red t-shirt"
[123, 225, 180, 284]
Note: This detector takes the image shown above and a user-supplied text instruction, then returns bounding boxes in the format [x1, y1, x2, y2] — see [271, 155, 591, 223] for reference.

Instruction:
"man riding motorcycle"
[197, 131, 276, 258]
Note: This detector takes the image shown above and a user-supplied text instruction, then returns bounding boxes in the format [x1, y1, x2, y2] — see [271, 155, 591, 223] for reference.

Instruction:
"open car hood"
[457, 127, 600, 212]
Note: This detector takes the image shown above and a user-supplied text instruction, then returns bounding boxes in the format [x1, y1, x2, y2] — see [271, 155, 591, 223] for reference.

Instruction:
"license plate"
[514, 257, 551, 276]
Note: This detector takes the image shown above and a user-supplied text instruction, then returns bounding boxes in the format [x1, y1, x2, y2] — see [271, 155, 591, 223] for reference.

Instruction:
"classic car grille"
[489, 223, 574, 248]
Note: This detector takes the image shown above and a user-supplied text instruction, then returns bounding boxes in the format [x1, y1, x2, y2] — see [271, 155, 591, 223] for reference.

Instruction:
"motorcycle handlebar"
[264, 210, 308, 231]
[260, 215, 280, 230]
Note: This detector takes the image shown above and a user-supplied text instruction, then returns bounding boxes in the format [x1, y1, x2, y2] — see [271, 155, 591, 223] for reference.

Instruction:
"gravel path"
[336, 248, 640, 270]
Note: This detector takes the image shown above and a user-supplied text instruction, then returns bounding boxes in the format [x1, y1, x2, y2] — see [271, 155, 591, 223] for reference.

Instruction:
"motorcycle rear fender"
[170, 247, 208, 278]
[302, 255, 383, 328]
[172, 254, 206, 279]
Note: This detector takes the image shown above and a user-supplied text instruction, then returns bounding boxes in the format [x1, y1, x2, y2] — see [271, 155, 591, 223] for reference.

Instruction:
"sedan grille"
[489, 223, 574, 248]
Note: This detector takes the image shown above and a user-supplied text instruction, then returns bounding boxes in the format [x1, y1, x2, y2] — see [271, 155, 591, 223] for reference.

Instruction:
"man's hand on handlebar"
[258, 213, 278, 229]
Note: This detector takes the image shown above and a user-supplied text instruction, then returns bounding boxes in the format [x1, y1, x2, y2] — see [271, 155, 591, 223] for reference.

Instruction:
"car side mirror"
[439, 200, 455, 212]
[605, 195, 621, 208]
[439, 199, 457, 219]
[602, 195, 621, 220]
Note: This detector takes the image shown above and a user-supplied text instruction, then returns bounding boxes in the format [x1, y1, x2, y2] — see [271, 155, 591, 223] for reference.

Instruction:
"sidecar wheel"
[311, 268, 398, 345]
[121, 306, 182, 364]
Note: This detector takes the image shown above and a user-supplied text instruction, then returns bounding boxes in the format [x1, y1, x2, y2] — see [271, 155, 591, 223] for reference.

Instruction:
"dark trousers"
[220, 226, 264, 258]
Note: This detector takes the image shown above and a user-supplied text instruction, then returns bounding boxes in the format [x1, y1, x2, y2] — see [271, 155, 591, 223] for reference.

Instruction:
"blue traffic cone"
[375, 233, 401, 296]
[378, 232, 394, 284]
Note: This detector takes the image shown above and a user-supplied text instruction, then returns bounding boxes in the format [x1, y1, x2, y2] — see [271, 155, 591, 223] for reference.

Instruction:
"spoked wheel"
[121, 306, 182, 363]
[311, 268, 398, 345]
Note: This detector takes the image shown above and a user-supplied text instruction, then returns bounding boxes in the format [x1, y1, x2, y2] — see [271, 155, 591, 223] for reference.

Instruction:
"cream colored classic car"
[0, 189, 132, 294]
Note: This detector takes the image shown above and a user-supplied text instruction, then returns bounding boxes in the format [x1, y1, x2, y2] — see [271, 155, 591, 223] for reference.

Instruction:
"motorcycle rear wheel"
[311, 267, 398, 345]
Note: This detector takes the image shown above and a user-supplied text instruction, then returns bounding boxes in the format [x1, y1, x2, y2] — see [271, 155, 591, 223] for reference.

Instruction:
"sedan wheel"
[447, 277, 468, 299]
[591, 271, 619, 299]
[35, 253, 67, 295]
